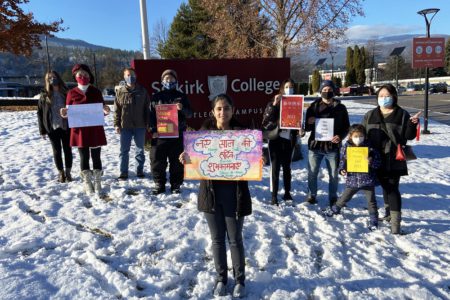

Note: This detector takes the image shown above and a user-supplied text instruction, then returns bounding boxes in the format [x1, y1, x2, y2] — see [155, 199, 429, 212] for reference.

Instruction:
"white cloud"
[345, 24, 422, 40]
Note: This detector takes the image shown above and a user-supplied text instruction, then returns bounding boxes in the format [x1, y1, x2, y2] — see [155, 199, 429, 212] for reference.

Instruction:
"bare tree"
[151, 18, 169, 58]
[203, 0, 364, 58]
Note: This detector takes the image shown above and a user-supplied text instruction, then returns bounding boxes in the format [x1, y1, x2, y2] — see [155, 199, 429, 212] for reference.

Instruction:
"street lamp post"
[139, 0, 151, 59]
[418, 8, 440, 134]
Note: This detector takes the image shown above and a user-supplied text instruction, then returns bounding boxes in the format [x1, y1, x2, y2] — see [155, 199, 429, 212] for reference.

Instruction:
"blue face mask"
[378, 96, 393, 107]
[124, 75, 136, 85]
[162, 81, 177, 90]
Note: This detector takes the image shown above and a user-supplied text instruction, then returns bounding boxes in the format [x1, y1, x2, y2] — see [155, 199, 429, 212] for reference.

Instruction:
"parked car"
[340, 84, 374, 96]
[102, 88, 115, 97]
[428, 83, 447, 94]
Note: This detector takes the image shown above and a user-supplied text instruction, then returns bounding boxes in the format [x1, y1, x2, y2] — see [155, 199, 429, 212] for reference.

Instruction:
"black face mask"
[49, 77, 59, 86]
[321, 91, 334, 100]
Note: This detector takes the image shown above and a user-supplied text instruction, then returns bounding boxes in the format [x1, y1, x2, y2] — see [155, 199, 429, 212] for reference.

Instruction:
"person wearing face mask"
[262, 78, 301, 205]
[60, 64, 110, 196]
[149, 69, 192, 195]
[37, 70, 73, 183]
[362, 84, 420, 234]
[114, 68, 151, 180]
[325, 124, 381, 230]
[304, 80, 350, 207]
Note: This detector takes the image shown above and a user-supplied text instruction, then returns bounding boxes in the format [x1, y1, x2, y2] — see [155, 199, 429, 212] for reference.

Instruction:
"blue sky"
[23, 0, 450, 51]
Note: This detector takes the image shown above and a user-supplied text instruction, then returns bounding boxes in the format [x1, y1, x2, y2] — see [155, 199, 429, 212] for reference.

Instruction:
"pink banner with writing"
[183, 130, 263, 181]
[156, 104, 179, 138]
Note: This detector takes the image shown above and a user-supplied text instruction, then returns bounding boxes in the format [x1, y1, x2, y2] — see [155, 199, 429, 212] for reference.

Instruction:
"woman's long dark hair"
[277, 78, 296, 95]
[376, 83, 398, 106]
[44, 70, 68, 100]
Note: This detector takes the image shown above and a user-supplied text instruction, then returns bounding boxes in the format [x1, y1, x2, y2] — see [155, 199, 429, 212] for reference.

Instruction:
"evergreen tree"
[345, 47, 355, 87]
[311, 69, 321, 94]
[160, 0, 212, 59]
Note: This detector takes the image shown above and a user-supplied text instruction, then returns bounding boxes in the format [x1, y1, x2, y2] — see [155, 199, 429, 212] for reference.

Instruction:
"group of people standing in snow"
[37, 65, 419, 297]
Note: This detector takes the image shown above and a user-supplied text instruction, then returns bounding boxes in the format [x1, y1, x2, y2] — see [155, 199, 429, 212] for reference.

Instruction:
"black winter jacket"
[304, 98, 350, 151]
[197, 118, 252, 217]
[37, 91, 68, 135]
[149, 88, 192, 134]
[362, 106, 417, 177]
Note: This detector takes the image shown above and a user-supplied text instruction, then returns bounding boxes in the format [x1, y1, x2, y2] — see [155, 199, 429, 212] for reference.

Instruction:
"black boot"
[58, 170, 65, 183]
[271, 195, 279, 206]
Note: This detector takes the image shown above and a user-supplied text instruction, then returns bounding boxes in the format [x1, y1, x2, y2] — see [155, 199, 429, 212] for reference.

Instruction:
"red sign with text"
[412, 37, 445, 68]
[132, 58, 290, 129]
[280, 95, 304, 129]
[156, 104, 179, 138]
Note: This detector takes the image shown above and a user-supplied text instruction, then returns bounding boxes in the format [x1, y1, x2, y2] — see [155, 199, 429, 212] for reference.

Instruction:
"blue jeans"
[307, 149, 339, 200]
[120, 128, 146, 174]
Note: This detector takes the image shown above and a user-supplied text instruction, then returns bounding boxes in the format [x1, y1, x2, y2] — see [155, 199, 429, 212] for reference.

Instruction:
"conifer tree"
[160, 0, 212, 59]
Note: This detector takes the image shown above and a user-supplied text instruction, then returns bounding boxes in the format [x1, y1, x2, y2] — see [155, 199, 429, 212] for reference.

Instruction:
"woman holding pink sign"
[179, 94, 250, 298]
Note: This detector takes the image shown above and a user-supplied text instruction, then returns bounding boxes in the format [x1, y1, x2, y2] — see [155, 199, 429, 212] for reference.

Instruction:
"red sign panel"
[412, 37, 445, 68]
[280, 95, 304, 129]
[156, 104, 179, 138]
[132, 58, 290, 129]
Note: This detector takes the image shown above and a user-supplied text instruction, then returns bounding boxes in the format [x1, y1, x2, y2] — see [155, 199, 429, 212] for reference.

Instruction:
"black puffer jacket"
[304, 98, 350, 151]
[197, 117, 252, 217]
[362, 106, 417, 177]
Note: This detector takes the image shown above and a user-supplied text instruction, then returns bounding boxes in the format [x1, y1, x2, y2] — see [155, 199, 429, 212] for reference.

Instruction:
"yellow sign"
[347, 147, 369, 173]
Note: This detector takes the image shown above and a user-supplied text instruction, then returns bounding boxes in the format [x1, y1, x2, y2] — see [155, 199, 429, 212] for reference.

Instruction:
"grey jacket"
[114, 84, 151, 129]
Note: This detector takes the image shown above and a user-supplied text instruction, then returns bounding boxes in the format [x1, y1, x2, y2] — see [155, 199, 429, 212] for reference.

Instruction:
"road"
[349, 93, 450, 126]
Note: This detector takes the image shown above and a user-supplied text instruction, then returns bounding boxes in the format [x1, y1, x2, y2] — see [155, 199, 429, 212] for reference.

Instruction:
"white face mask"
[352, 137, 364, 146]
[284, 88, 294, 95]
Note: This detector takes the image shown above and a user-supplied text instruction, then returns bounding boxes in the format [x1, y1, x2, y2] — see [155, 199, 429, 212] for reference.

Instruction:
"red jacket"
[66, 86, 107, 147]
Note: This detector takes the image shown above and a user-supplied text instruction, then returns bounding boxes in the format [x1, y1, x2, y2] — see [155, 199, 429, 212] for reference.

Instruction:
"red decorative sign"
[280, 95, 304, 129]
[132, 58, 290, 129]
[156, 104, 179, 138]
[412, 37, 445, 69]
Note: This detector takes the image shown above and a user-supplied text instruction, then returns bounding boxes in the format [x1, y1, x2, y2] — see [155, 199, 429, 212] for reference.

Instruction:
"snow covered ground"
[0, 101, 449, 299]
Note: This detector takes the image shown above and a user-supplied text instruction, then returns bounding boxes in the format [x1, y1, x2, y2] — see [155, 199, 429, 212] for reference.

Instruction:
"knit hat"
[72, 64, 95, 84]
[319, 80, 336, 93]
[161, 69, 177, 81]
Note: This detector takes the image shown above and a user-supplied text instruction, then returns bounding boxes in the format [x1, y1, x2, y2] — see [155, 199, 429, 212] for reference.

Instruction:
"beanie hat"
[161, 69, 177, 81]
[72, 64, 95, 84]
[319, 80, 336, 93]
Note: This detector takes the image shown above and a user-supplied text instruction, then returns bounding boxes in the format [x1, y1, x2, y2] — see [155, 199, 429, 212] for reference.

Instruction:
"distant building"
[308, 67, 380, 87]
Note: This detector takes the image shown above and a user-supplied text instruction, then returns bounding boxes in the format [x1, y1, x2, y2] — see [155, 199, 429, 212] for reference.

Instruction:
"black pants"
[78, 147, 102, 171]
[204, 182, 245, 285]
[378, 176, 401, 212]
[268, 137, 293, 196]
[150, 138, 184, 188]
[48, 128, 72, 171]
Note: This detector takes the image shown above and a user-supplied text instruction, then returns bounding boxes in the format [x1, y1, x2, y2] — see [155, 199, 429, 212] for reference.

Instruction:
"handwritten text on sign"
[347, 147, 369, 173]
[184, 130, 262, 180]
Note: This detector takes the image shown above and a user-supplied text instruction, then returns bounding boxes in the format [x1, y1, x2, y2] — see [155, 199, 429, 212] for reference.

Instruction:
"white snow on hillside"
[0, 101, 449, 299]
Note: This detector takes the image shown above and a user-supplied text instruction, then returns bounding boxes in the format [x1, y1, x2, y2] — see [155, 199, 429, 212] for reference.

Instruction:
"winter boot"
[329, 197, 338, 207]
[58, 170, 66, 183]
[271, 195, 279, 206]
[325, 204, 341, 217]
[282, 192, 293, 201]
[65, 168, 72, 182]
[81, 170, 94, 195]
[93, 169, 103, 195]
[390, 211, 401, 234]
[369, 212, 379, 230]
[232, 283, 246, 298]
[213, 281, 227, 297]
[380, 204, 391, 222]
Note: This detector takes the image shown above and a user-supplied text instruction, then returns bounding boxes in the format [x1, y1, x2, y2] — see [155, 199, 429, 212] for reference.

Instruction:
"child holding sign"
[326, 124, 381, 230]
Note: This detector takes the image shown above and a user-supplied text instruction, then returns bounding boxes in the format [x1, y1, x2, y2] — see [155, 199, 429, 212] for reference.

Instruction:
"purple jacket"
[339, 140, 381, 188]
